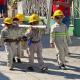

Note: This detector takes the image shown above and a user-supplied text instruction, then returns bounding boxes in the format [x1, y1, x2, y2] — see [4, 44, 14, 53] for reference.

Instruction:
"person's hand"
[22, 36, 27, 41]
[26, 26, 32, 34]
[50, 43, 55, 48]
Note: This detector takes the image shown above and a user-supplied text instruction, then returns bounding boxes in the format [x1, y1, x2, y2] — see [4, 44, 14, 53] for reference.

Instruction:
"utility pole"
[46, 0, 53, 34]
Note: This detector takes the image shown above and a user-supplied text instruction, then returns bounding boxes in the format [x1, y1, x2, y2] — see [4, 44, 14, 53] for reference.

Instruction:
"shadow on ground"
[0, 61, 7, 66]
[69, 53, 80, 59]
[11, 62, 80, 79]
[0, 59, 80, 80]
[0, 72, 10, 80]
[47, 70, 80, 79]
[13, 62, 28, 72]
[46, 63, 80, 79]
[69, 36, 80, 46]
[0, 46, 5, 51]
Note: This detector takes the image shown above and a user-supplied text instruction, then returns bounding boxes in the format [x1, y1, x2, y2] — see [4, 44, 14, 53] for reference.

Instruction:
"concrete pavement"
[0, 36, 80, 80]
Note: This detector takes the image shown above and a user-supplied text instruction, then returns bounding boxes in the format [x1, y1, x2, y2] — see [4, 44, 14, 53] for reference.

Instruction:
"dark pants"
[0, 5, 5, 13]
[0, 5, 8, 17]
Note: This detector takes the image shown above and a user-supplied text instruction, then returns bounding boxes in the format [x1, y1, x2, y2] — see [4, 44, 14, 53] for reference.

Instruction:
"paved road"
[0, 36, 80, 80]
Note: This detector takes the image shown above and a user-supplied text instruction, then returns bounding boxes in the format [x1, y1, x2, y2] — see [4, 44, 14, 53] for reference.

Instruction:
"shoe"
[59, 64, 67, 70]
[27, 67, 34, 71]
[17, 58, 21, 63]
[13, 58, 16, 63]
[68, 53, 72, 55]
[9, 68, 14, 70]
[9, 66, 14, 70]
[0, 14, 3, 18]
[0, 16, 3, 18]
[41, 66, 48, 72]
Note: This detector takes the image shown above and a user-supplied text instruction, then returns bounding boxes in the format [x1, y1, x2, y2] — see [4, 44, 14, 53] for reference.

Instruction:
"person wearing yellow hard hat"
[51, 9, 65, 19]
[3, 18, 13, 25]
[12, 16, 29, 63]
[50, 10, 71, 69]
[1, 17, 18, 70]
[15, 13, 25, 24]
[11, 17, 23, 63]
[52, 0, 73, 29]
[15, 13, 29, 58]
[29, 13, 40, 24]
[24, 13, 47, 72]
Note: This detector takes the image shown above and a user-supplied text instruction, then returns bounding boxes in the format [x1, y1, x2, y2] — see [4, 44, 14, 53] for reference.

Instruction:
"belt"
[32, 40, 40, 43]
[4, 39, 20, 43]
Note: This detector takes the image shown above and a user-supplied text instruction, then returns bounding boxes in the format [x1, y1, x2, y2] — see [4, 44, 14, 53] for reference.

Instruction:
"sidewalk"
[0, 36, 80, 80]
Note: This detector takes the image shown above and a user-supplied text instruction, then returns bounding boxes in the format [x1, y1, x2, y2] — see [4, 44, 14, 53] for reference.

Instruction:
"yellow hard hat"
[29, 14, 40, 23]
[52, 10, 64, 18]
[15, 14, 25, 21]
[4, 18, 13, 24]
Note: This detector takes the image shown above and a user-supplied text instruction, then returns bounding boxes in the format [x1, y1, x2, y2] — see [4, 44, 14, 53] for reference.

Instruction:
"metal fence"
[11, 0, 48, 17]
[24, 0, 48, 17]
[73, 0, 80, 18]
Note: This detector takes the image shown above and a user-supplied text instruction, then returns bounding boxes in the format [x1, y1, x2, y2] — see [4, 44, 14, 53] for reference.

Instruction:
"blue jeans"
[62, 16, 70, 29]
[0, 5, 5, 13]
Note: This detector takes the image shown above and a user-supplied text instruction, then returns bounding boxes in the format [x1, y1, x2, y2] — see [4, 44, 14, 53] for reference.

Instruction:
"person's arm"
[0, 30, 7, 45]
[50, 26, 56, 48]
[24, 26, 32, 39]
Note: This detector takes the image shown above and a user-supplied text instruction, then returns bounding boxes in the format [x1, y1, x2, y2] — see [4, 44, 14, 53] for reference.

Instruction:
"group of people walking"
[1, 13, 48, 72]
[0, 11, 71, 72]
[0, 0, 73, 72]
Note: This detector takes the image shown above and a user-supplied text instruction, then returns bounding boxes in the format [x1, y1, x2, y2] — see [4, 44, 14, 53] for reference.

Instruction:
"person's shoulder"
[1, 27, 9, 33]
[1, 27, 7, 31]
[51, 23, 57, 28]
[51, 23, 57, 31]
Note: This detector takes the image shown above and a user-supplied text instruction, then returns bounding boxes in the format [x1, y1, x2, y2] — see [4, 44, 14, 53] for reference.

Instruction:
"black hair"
[5, 23, 12, 26]
[29, 21, 39, 25]
[13, 18, 19, 21]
